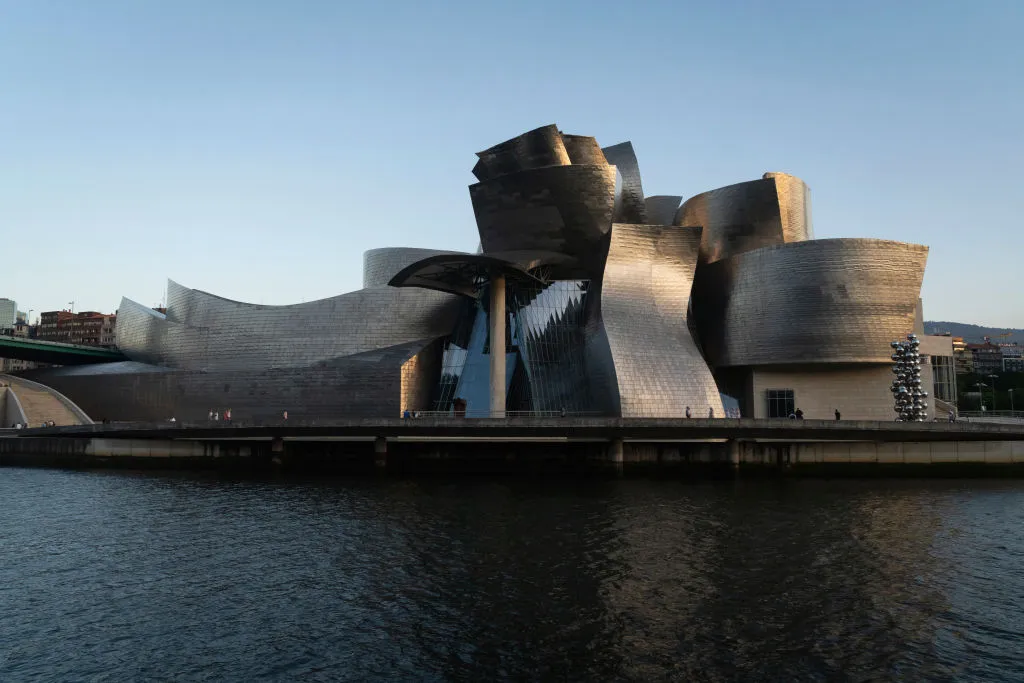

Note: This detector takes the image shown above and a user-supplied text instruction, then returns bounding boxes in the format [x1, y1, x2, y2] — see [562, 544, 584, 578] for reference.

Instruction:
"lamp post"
[988, 374, 999, 411]
[1010, 388, 1015, 414]
[975, 383, 987, 411]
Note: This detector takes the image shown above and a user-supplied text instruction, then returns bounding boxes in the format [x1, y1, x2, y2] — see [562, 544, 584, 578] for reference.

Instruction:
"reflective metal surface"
[362, 248, 458, 288]
[601, 142, 647, 224]
[117, 280, 459, 372]
[470, 164, 618, 269]
[644, 195, 682, 226]
[691, 239, 929, 368]
[587, 224, 723, 417]
[472, 124, 570, 182]
[676, 173, 813, 264]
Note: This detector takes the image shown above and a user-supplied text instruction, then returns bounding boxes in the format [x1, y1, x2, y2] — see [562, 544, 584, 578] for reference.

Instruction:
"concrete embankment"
[3, 433, 1024, 477]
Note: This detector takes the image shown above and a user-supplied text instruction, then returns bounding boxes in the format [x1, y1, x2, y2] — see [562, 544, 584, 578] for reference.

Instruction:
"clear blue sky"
[2, 0, 1021, 326]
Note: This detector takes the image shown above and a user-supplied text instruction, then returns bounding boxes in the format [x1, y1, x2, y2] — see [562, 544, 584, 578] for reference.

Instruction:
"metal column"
[489, 274, 506, 418]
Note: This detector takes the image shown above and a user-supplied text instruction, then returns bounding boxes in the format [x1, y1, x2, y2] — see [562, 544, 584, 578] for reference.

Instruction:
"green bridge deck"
[0, 335, 127, 365]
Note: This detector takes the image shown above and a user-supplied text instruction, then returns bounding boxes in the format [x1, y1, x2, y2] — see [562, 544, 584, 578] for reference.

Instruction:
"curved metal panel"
[765, 172, 814, 243]
[601, 142, 647, 224]
[26, 339, 444, 422]
[470, 164, 617, 270]
[691, 238, 928, 368]
[362, 248, 459, 288]
[114, 297, 169, 366]
[675, 173, 813, 264]
[561, 134, 607, 166]
[644, 195, 681, 226]
[586, 223, 723, 418]
[472, 124, 571, 182]
[117, 284, 461, 372]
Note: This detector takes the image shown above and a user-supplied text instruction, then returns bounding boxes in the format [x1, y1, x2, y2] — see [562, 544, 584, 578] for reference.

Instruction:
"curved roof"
[675, 173, 813, 264]
[690, 238, 928, 368]
[387, 253, 551, 298]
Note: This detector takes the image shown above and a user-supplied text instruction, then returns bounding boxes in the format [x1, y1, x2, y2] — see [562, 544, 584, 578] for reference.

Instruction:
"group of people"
[7, 420, 58, 429]
[208, 408, 232, 423]
[684, 406, 716, 418]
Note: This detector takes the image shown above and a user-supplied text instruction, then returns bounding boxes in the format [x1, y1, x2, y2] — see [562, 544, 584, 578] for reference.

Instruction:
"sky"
[1, 0, 1022, 326]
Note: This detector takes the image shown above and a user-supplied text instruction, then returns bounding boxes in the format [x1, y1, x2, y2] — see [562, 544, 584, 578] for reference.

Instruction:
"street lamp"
[988, 374, 999, 411]
[1010, 388, 1015, 413]
[975, 383, 987, 411]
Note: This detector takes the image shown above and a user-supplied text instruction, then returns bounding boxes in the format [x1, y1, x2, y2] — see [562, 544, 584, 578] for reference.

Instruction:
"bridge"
[0, 335, 127, 365]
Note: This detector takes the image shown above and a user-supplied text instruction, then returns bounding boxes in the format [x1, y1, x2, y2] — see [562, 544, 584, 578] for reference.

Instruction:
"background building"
[0, 298, 16, 331]
[37, 310, 117, 347]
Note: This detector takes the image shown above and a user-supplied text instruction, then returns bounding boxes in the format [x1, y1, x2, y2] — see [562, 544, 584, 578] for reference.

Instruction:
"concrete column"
[374, 436, 387, 470]
[489, 274, 506, 419]
[727, 439, 740, 469]
[608, 438, 624, 463]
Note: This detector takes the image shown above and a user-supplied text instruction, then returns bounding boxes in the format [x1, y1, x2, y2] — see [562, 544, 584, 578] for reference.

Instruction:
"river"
[1, 468, 1022, 681]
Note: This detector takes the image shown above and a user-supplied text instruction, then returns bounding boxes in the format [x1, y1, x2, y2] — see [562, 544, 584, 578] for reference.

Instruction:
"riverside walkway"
[8, 416, 1024, 443]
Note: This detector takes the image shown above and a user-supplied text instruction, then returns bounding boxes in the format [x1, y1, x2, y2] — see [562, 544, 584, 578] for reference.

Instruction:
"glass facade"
[930, 355, 956, 403]
[766, 389, 795, 418]
[511, 280, 591, 413]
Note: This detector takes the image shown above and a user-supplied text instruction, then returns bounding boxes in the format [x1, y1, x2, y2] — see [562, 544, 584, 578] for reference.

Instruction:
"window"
[766, 389, 795, 418]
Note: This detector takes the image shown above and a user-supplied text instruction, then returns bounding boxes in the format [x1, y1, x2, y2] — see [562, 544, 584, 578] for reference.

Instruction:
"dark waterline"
[1, 468, 1023, 682]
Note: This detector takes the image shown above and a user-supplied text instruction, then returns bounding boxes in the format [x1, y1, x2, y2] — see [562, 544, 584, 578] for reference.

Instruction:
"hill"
[924, 321, 1024, 343]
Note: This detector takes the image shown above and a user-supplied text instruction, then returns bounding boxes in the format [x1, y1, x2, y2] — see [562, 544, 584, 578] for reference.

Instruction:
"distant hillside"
[924, 321, 1024, 343]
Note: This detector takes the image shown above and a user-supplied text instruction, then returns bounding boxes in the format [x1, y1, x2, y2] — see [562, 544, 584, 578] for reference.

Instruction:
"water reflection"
[0, 471, 1022, 681]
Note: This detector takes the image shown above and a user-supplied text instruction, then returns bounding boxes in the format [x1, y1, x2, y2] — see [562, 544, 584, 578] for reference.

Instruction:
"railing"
[402, 410, 604, 419]
[958, 411, 1024, 419]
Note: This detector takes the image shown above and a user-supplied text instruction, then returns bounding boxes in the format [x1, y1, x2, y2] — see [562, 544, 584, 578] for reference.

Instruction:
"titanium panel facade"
[586, 223, 724, 418]
[691, 238, 928, 368]
[25, 339, 442, 422]
[601, 142, 647, 224]
[644, 195, 682, 226]
[119, 282, 460, 371]
[676, 173, 813, 264]
[469, 164, 618, 269]
[472, 124, 571, 182]
[362, 248, 458, 288]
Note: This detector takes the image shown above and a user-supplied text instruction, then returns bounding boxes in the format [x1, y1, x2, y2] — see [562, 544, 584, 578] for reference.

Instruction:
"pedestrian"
[685, 406, 691, 418]
[208, 409, 213, 421]
[835, 408, 841, 421]
[404, 409, 411, 419]
[282, 410, 288, 423]
[795, 408, 804, 419]
[948, 409, 956, 423]
[789, 412, 796, 419]
[708, 406, 714, 419]
[214, 411, 219, 421]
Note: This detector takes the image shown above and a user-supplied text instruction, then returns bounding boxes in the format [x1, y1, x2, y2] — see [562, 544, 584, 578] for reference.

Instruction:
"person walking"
[835, 408, 841, 421]
[208, 409, 213, 421]
[685, 406, 691, 418]
[795, 408, 804, 419]
[213, 411, 219, 421]
[708, 406, 714, 419]
[282, 410, 288, 423]
[948, 409, 956, 423]
[225, 408, 232, 424]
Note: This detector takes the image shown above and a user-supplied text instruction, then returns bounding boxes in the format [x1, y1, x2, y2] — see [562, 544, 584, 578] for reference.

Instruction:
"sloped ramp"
[0, 375, 92, 426]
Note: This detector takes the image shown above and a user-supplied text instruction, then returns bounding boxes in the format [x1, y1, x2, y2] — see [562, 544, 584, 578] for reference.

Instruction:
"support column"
[374, 436, 387, 471]
[489, 274, 506, 419]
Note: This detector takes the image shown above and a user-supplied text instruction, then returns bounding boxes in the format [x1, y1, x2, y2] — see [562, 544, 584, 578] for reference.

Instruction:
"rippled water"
[1, 469, 1023, 681]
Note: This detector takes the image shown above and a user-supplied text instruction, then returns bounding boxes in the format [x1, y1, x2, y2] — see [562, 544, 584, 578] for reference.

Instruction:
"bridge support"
[606, 438, 625, 474]
[374, 437, 387, 471]
[489, 274, 506, 419]
[727, 439, 741, 471]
